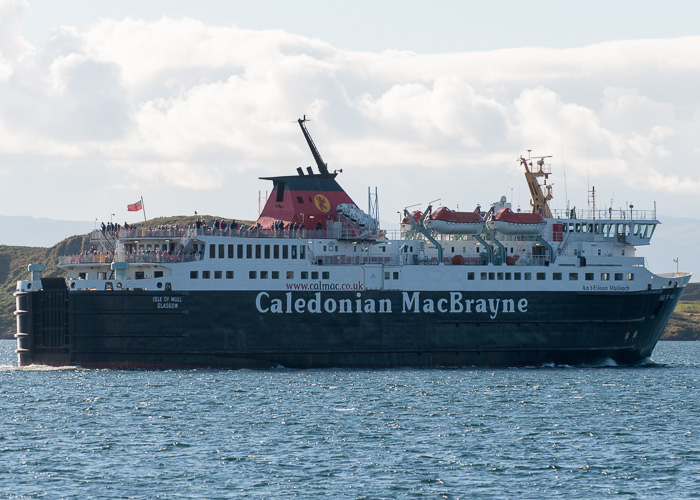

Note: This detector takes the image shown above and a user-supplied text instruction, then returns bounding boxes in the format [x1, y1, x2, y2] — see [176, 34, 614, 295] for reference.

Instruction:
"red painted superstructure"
[256, 174, 357, 230]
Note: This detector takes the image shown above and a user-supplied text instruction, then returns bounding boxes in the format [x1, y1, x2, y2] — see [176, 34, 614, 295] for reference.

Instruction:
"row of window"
[209, 243, 306, 260]
[189, 270, 331, 280]
[188, 269, 633, 282]
[563, 222, 655, 239]
[467, 271, 635, 281]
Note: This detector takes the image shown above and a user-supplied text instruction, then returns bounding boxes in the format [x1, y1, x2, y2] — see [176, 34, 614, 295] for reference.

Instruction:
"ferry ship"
[14, 117, 690, 368]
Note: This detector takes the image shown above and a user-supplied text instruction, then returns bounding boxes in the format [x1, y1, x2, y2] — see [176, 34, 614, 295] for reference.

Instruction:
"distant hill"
[664, 282, 700, 341]
[1, 217, 699, 340]
[0, 215, 95, 247]
[636, 215, 699, 281]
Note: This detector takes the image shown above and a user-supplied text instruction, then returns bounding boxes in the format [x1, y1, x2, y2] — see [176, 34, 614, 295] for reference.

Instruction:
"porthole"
[157, 282, 163, 289]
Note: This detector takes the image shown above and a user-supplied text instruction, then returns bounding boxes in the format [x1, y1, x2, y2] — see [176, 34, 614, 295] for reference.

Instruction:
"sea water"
[1, 340, 698, 499]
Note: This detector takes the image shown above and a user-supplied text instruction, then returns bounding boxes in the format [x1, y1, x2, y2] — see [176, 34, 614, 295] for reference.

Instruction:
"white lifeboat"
[487, 208, 546, 235]
[425, 207, 484, 235]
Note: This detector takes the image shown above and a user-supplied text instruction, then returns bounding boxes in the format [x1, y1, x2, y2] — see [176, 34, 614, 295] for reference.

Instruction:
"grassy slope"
[2, 221, 699, 340]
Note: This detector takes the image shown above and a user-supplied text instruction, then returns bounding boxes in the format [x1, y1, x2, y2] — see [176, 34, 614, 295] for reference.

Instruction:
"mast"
[298, 115, 330, 176]
[520, 152, 553, 218]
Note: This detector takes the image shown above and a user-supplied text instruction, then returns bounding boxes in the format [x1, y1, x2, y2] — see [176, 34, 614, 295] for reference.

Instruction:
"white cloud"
[0, 7, 699, 226]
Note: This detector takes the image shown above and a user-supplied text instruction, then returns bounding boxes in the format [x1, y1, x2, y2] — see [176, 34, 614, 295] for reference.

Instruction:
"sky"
[1, 0, 700, 244]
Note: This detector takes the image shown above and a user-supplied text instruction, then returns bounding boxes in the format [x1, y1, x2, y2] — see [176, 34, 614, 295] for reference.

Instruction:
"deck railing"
[59, 253, 200, 265]
[118, 227, 392, 241]
[550, 207, 657, 221]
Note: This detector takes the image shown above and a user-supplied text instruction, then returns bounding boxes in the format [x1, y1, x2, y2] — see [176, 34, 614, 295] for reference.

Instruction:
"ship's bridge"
[550, 207, 658, 247]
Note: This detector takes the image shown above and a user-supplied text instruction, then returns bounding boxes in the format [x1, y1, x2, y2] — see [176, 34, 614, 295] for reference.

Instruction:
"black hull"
[15, 286, 685, 369]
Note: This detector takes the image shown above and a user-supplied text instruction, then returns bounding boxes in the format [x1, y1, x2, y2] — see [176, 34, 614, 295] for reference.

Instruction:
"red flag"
[127, 200, 142, 212]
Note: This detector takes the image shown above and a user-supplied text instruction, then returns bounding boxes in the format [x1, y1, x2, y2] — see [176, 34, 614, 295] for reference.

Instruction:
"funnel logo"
[314, 194, 331, 213]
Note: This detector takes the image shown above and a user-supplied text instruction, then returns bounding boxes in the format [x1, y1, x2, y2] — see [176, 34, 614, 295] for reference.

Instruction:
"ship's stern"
[15, 272, 72, 367]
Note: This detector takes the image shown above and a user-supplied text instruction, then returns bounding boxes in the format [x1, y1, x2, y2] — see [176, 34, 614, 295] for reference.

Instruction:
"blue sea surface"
[1, 340, 699, 499]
